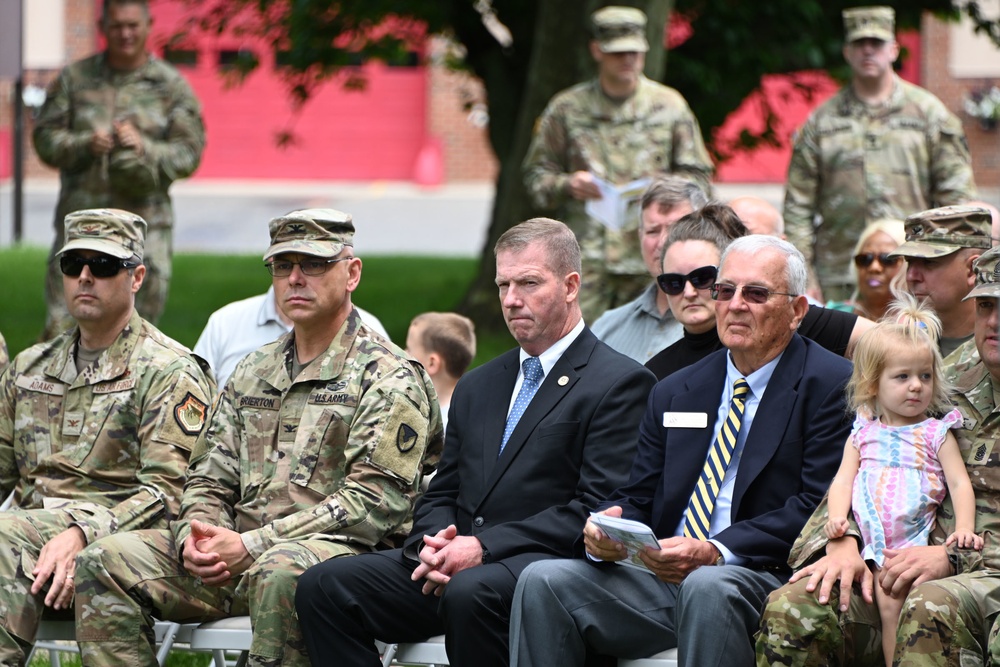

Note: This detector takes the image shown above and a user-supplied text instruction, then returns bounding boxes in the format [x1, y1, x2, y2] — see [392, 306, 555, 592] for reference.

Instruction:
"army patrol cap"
[264, 208, 355, 261]
[889, 205, 992, 260]
[843, 6, 895, 43]
[964, 245, 1000, 300]
[592, 6, 649, 53]
[57, 208, 146, 260]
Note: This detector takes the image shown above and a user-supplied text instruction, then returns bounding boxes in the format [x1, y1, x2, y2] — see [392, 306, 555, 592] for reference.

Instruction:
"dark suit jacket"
[609, 334, 852, 571]
[406, 327, 656, 576]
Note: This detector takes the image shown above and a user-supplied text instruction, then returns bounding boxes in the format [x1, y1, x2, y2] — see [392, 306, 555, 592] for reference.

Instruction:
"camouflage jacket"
[788, 339, 1000, 573]
[0, 310, 213, 543]
[175, 308, 444, 559]
[523, 76, 713, 276]
[0, 332, 7, 374]
[33, 52, 205, 229]
[784, 75, 975, 290]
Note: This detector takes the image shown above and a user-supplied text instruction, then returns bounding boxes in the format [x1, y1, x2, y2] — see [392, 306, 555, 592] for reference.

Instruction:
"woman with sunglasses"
[645, 204, 866, 381]
[644, 205, 743, 380]
[827, 220, 906, 321]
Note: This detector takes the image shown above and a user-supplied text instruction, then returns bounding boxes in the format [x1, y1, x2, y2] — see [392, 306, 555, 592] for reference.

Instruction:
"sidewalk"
[13, 178, 975, 257]
[0, 179, 498, 256]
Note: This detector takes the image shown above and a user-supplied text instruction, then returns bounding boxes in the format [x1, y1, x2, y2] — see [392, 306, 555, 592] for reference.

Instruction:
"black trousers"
[296, 548, 518, 667]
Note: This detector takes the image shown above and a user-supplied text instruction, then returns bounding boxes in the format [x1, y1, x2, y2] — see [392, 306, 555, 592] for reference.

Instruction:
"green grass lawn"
[0, 246, 513, 366]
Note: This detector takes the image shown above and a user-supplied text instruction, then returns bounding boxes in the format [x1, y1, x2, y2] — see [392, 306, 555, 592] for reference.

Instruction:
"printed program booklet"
[589, 513, 660, 574]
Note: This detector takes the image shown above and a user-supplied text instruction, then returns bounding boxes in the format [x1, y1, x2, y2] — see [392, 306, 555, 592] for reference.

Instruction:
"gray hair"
[495, 217, 582, 276]
[720, 235, 807, 296]
[640, 176, 709, 218]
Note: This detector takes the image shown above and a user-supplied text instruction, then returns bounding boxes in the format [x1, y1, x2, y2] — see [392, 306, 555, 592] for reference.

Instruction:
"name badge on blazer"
[663, 412, 708, 429]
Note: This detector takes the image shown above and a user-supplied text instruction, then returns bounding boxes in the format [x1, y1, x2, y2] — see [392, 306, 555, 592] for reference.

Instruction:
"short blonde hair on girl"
[846, 291, 955, 418]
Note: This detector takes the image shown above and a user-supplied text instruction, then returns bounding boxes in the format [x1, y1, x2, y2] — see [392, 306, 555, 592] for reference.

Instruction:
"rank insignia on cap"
[397, 423, 418, 453]
[287, 223, 305, 234]
[174, 393, 208, 436]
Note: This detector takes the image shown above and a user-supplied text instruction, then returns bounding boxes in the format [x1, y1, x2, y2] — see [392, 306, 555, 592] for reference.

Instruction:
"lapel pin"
[558, 376, 569, 386]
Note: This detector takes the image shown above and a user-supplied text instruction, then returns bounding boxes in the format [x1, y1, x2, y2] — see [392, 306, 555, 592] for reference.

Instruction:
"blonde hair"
[847, 292, 954, 418]
[847, 219, 907, 299]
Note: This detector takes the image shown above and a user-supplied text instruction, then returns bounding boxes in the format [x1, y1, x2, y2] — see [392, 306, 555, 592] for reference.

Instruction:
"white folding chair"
[618, 648, 679, 667]
[380, 634, 449, 666]
[27, 619, 180, 666]
[178, 615, 253, 667]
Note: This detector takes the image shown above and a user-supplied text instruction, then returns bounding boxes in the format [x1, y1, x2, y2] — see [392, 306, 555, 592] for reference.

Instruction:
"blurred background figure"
[827, 219, 906, 321]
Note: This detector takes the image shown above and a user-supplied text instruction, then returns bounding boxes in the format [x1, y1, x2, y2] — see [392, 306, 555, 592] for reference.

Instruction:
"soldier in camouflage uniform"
[523, 6, 713, 323]
[33, 0, 205, 339]
[755, 245, 1000, 666]
[0, 333, 7, 372]
[73, 209, 444, 667]
[0, 208, 212, 665]
[784, 6, 975, 301]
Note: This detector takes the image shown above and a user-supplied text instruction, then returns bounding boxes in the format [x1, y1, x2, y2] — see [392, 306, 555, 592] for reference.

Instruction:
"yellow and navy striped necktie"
[682, 378, 750, 541]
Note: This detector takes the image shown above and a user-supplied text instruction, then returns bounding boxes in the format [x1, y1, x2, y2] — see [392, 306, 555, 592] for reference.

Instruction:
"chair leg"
[234, 650, 249, 667]
[155, 622, 181, 666]
[381, 643, 398, 667]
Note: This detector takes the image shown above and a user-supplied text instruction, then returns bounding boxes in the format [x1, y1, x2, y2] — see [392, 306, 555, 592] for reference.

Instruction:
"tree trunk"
[459, 0, 673, 334]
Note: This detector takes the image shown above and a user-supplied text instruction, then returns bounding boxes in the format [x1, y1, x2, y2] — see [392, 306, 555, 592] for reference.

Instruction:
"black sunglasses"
[656, 266, 718, 296]
[710, 283, 797, 305]
[854, 252, 902, 268]
[59, 254, 138, 278]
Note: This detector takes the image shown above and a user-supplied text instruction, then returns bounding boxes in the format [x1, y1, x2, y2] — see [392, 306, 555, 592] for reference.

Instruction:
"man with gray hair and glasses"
[510, 235, 852, 667]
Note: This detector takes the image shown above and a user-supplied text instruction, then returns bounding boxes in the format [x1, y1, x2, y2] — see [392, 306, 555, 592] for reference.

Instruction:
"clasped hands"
[89, 120, 144, 157]
[584, 507, 719, 584]
[412, 524, 484, 597]
[182, 518, 253, 586]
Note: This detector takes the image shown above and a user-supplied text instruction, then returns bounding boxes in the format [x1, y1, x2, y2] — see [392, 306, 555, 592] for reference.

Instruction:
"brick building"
[1, 3, 999, 189]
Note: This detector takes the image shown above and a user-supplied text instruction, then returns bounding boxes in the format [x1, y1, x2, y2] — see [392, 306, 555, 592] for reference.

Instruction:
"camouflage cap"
[57, 208, 146, 260]
[964, 245, 1000, 300]
[264, 208, 355, 261]
[592, 6, 649, 53]
[889, 205, 992, 259]
[843, 6, 895, 43]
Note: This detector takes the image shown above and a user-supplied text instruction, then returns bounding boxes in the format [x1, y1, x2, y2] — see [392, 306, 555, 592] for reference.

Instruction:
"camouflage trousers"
[755, 571, 1000, 666]
[43, 224, 172, 339]
[0, 509, 78, 667]
[74, 529, 357, 667]
[578, 260, 647, 325]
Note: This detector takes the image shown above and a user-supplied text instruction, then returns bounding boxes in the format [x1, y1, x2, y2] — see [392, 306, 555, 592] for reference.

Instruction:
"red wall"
[147, 1, 428, 180]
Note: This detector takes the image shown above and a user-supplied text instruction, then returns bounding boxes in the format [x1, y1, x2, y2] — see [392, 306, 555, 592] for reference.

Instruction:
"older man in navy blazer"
[295, 218, 655, 667]
[510, 235, 852, 667]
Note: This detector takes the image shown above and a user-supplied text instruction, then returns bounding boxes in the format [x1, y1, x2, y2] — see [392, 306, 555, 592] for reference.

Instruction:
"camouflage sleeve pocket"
[371, 394, 428, 485]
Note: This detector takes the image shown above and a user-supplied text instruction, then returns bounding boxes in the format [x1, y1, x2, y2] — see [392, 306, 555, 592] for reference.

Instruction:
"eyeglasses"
[656, 266, 718, 296]
[265, 256, 352, 277]
[60, 254, 138, 278]
[710, 283, 797, 304]
[853, 252, 902, 269]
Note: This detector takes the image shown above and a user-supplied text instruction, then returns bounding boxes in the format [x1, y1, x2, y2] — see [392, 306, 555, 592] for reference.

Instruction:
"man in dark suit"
[510, 235, 852, 667]
[295, 218, 656, 667]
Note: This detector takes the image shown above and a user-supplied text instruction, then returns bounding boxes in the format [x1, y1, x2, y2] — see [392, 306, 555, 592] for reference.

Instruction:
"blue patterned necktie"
[682, 378, 750, 540]
[500, 357, 544, 455]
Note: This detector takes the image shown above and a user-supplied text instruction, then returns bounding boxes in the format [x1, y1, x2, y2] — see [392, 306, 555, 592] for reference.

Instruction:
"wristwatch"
[481, 546, 492, 565]
[715, 553, 725, 566]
